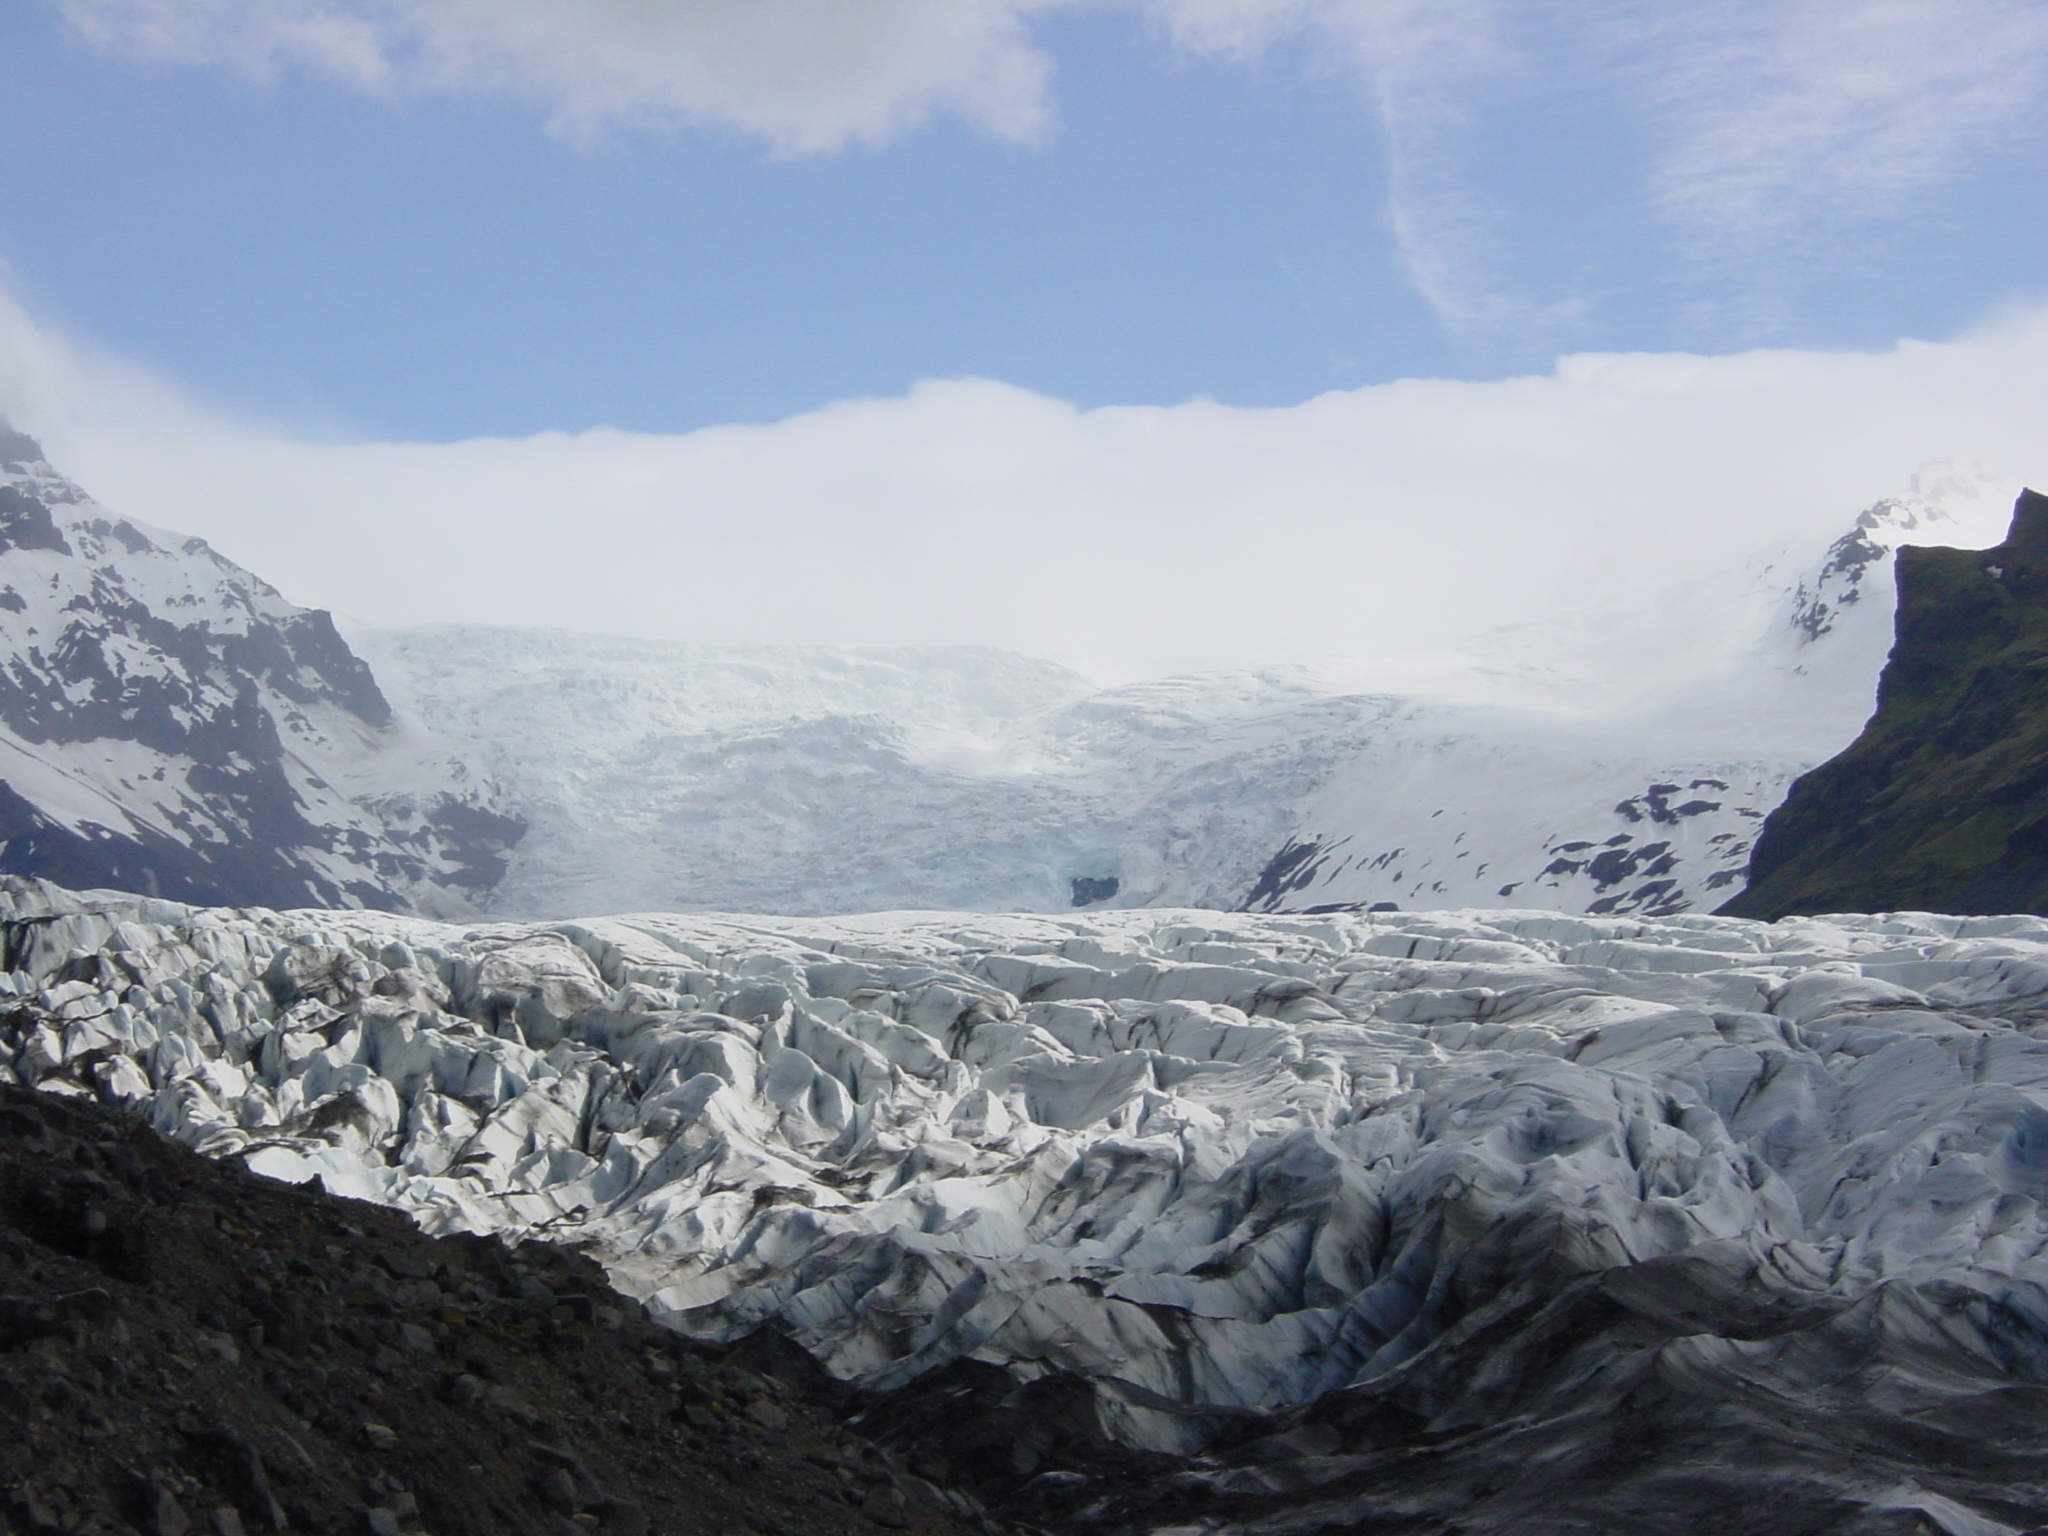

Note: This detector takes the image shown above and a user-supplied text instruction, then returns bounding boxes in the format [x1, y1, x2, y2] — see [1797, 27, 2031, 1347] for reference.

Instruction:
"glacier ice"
[13, 877, 2048, 1473]
[361, 490, 2004, 922]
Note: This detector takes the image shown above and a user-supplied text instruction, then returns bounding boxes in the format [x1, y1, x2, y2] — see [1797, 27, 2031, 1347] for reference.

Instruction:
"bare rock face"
[11, 878, 2048, 1530]
[0, 427, 521, 913]
[1727, 487, 2048, 920]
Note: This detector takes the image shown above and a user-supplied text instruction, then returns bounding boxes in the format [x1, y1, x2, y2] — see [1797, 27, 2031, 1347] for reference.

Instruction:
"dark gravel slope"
[0, 1084, 974, 1536]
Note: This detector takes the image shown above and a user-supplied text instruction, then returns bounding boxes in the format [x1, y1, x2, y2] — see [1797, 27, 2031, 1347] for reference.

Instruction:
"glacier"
[359, 487, 2006, 921]
[0, 419, 2021, 924]
[14, 877, 2048, 1528]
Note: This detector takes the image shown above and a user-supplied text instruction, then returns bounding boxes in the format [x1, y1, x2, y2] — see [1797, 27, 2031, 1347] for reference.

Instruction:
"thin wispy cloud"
[1335, 3, 1556, 342]
[1157, 0, 2048, 342]
[1149, 0, 1545, 339]
[1617, 1, 2048, 249]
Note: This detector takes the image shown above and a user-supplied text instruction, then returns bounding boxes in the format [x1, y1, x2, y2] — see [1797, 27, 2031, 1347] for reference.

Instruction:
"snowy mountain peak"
[1232, 490, 2002, 920]
[1788, 493, 1956, 644]
[0, 424, 518, 913]
[0, 424, 42, 472]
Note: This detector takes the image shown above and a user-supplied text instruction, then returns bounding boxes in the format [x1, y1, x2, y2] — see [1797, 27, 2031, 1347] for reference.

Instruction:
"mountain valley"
[353, 491, 1987, 923]
[3, 423, 2000, 925]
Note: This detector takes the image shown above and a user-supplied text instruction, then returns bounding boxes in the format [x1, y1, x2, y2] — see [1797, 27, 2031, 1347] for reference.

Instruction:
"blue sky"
[7, 0, 2048, 442]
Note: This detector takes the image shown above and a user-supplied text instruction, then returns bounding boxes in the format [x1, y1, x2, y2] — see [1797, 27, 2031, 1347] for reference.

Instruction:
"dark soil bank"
[0, 1084, 973, 1536]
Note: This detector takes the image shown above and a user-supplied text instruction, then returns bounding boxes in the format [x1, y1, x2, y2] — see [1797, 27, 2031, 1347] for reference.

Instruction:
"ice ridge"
[11, 878, 2048, 1477]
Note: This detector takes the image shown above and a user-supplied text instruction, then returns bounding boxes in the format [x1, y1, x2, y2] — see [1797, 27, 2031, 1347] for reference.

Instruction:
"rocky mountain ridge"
[0, 427, 521, 915]
[1728, 487, 2048, 921]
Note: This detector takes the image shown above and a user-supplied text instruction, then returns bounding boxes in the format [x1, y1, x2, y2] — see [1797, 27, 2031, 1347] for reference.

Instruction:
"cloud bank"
[4, 288, 2044, 693]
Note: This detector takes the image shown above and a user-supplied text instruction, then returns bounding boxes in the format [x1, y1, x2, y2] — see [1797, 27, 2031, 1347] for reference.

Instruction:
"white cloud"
[5, 286, 2045, 692]
[56, 0, 1074, 152]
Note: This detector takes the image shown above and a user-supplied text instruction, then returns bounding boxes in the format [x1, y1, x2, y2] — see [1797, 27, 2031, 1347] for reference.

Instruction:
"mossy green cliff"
[1724, 487, 2048, 919]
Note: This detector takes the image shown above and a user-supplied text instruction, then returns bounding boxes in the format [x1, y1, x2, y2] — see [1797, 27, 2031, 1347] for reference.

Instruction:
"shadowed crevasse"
[1724, 487, 2048, 920]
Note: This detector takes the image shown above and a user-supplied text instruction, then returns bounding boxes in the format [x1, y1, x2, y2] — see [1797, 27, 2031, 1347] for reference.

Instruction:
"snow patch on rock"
[0, 431, 522, 912]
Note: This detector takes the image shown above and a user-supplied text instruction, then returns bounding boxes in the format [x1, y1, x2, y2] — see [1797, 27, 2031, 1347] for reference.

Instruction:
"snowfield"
[15, 876, 2048, 1498]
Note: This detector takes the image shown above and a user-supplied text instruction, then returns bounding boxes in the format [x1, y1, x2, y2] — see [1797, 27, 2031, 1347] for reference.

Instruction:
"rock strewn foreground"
[13, 879, 2048, 1531]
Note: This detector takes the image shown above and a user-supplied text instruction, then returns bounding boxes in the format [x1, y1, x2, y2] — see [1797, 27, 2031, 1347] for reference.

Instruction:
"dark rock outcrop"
[1725, 487, 2048, 919]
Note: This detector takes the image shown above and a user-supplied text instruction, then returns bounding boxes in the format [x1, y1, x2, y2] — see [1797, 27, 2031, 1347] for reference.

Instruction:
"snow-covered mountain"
[17, 877, 2048, 1530]
[1236, 493, 1978, 917]
[1726, 488, 2048, 921]
[0, 425, 521, 913]
[358, 483, 2005, 921]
